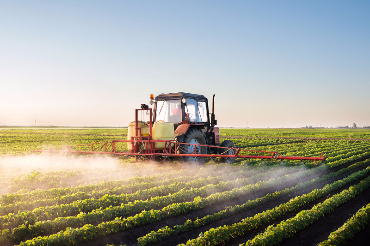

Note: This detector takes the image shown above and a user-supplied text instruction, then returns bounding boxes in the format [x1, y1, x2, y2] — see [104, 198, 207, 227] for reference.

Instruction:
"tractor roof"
[155, 92, 208, 102]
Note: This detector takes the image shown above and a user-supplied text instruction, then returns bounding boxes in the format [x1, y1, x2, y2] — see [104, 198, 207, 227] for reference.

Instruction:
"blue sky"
[1, 1, 369, 127]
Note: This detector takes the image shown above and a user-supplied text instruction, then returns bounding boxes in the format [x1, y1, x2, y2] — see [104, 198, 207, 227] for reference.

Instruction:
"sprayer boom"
[34, 139, 325, 165]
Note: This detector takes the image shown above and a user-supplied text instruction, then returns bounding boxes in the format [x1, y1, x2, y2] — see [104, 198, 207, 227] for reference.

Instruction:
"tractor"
[150, 92, 235, 164]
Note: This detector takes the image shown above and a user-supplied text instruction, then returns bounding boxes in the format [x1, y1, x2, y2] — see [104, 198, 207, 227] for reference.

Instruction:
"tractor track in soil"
[78, 157, 370, 246]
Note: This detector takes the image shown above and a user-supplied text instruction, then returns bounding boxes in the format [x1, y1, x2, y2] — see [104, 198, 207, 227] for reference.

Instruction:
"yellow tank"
[127, 121, 150, 150]
[153, 122, 175, 149]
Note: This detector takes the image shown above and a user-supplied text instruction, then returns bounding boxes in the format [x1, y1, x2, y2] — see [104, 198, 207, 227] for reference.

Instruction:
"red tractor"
[151, 92, 235, 164]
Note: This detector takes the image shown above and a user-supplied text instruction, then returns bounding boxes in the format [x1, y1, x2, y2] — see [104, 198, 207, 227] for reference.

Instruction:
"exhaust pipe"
[211, 94, 217, 127]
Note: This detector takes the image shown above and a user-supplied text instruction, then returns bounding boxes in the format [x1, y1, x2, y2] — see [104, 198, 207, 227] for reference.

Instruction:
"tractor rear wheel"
[180, 129, 207, 164]
[220, 140, 236, 163]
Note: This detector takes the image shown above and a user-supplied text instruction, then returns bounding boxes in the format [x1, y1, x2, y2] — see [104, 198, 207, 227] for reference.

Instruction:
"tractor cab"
[153, 92, 210, 128]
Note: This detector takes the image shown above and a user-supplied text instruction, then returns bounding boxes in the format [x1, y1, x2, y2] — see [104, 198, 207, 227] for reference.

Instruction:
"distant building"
[353, 123, 357, 128]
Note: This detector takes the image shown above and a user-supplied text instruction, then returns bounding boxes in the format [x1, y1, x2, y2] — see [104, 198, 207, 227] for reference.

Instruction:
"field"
[1, 128, 370, 245]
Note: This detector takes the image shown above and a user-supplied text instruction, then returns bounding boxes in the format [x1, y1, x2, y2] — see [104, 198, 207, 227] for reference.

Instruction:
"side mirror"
[214, 120, 217, 126]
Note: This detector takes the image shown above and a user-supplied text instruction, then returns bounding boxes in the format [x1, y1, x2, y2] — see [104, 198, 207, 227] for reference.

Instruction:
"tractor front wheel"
[180, 129, 207, 164]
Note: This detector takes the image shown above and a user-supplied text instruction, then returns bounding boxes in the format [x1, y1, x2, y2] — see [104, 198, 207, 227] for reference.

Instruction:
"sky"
[1, 0, 369, 128]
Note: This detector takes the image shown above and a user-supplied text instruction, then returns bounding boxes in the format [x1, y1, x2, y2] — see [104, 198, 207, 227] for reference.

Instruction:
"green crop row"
[219, 128, 370, 139]
[181, 166, 370, 246]
[0, 166, 306, 244]
[137, 158, 370, 245]
[0, 128, 128, 155]
[235, 139, 369, 167]
[0, 168, 184, 205]
[0, 175, 223, 230]
[0, 165, 247, 215]
[242, 172, 370, 245]
[0, 164, 301, 230]
[14, 165, 326, 246]
[318, 202, 370, 246]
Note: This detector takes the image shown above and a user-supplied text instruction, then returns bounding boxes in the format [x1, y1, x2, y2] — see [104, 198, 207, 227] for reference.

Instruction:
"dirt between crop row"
[346, 214, 370, 245]
[226, 171, 370, 245]
[79, 158, 370, 246]
[282, 186, 370, 246]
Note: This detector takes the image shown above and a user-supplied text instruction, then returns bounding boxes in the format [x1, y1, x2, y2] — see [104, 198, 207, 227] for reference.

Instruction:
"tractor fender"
[175, 124, 208, 143]
[174, 124, 191, 139]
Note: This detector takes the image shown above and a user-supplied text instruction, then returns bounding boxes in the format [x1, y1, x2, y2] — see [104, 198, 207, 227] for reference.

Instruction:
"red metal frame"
[33, 107, 325, 164]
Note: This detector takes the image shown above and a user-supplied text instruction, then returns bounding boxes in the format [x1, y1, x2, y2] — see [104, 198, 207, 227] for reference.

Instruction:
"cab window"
[185, 99, 208, 123]
[155, 100, 182, 123]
